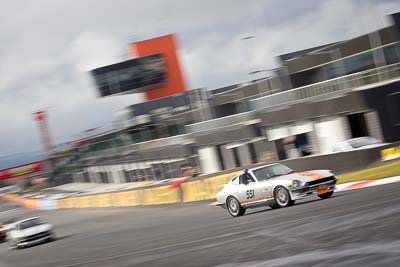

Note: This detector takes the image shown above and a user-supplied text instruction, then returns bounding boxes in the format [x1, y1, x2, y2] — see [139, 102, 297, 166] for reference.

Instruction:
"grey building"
[51, 12, 400, 184]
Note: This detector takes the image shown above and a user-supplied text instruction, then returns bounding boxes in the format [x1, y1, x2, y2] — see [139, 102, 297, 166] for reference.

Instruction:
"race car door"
[237, 174, 264, 205]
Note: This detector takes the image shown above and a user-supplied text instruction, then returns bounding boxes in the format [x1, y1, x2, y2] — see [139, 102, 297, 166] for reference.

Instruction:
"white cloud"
[68, 31, 126, 72]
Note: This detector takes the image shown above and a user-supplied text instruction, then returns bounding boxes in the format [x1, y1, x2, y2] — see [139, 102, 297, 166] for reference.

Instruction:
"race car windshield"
[253, 164, 294, 181]
[19, 218, 41, 230]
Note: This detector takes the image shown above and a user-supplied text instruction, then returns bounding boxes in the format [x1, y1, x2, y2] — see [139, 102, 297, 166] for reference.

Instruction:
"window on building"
[216, 144, 226, 170]
[322, 61, 343, 80]
[347, 113, 369, 138]
[343, 51, 375, 75]
[130, 169, 138, 182]
[140, 169, 147, 181]
[131, 131, 143, 143]
[232, 147, 241, 167]
[383, 43, 400, 65]
[135, 169, 143, 181]
[248, 143, 258, 164]
[150, 127, 159, 140]
[294, 133, 312, 156]
[275, 139, 287, 160]
[215, 103, 239, 118]
[253, 125, 263, 137]
[83, 172, 90, 183]
[168, 125, 179, 136]
[153, 165, 163, 180]
[100, 172, 109, 183]
[123, 170, 131, 182]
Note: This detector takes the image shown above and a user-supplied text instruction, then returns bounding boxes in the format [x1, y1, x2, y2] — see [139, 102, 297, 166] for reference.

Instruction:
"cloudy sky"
[0, 0, 399, 168]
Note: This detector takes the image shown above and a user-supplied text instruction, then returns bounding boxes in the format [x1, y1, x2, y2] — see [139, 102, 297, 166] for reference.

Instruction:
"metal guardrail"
[250, 63, 400, 110]
[185, 111, 256, 133]
[186, 64, 400, 133]
[82, 134, 193, 160]
[54, 134, 193, 170]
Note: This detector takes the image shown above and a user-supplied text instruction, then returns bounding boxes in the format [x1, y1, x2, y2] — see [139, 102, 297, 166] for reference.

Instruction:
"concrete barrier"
[181, 172, 240, 202]
[112, 191, 141, 207]
[2, 143, 399, 210]
[381, 146, 400, 161]
[142, 186, 180, 205]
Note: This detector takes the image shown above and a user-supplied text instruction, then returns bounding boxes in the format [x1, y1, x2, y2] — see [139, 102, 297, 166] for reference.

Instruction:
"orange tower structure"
[129, 34, 187, 101]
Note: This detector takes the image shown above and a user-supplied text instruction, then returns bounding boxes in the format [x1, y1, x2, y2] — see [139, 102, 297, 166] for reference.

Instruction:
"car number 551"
[246, 190, 254, 199]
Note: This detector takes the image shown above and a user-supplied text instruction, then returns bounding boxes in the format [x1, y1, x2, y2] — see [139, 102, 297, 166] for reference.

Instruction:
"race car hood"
[278, 170, 333, 183]
[13, 223, 52, 238]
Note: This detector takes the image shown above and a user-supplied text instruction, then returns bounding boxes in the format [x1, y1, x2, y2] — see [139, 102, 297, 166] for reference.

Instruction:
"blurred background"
[0, 0, 399, 193]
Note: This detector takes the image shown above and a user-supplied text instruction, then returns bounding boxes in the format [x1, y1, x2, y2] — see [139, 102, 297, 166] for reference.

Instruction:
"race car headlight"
[292, 180, 305, 189]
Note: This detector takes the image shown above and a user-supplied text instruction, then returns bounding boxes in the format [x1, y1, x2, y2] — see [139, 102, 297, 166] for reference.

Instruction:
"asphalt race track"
[1, 183, 400, 267]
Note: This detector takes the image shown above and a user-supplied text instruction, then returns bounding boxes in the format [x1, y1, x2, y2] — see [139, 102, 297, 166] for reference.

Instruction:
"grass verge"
[337, 160, 400, 184]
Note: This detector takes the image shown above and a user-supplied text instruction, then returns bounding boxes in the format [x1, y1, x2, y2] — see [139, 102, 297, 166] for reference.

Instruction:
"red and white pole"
[32, 110, 55, 183]
[33, 110, 54, 155]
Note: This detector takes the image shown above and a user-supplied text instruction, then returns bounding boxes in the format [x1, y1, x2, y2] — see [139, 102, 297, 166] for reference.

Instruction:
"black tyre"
[318, 190, 334, 199]
[273, 186, 293, 208]
[226, 196, 246, 217]
[269, 203, 279, 209]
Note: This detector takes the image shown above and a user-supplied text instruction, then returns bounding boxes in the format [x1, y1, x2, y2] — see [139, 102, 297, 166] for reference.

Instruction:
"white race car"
[6, 217, 56, 249]
[216, 163, 337, 217]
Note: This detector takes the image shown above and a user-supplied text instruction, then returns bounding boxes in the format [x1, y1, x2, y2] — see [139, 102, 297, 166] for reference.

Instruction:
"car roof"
[15, 217, 40, 224]
[333, 137, 373, 145]
[249, 163, 281, 172]
[347, 137, 368, 141]
[346, 136, 376, 142]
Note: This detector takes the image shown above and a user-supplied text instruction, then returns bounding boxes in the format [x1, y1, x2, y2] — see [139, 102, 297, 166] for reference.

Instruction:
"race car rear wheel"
[318, 191, 334, 199]
[227, 196, 246, 217]
[273, 186, 293, 208]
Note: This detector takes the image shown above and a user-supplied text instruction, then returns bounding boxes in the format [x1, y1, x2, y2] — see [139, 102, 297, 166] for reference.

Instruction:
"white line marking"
[336, 176, 400, 192]
[0, 208, 20, 215]
[56, 196, 400, 267]
[368, 176, 400, 187]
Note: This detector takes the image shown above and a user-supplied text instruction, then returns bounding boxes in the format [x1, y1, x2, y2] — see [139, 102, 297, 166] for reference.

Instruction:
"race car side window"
[239, 175, 244, 184]
[239, 174, 255, 185]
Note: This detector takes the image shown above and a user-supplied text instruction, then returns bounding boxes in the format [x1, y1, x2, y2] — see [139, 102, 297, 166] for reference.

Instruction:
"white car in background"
[216, 163, 337, 217]
[6, 217, 55, 249]
[331, 136, 386, 153]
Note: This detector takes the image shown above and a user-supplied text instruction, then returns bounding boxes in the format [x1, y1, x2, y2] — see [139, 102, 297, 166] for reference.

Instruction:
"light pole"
[241, 35, 255, 80]
[249, 69, 270, 76]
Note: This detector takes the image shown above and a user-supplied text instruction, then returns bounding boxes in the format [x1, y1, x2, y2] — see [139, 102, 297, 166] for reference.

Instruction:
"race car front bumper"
[18, 235, 53, 248]
[17, 231, 54, 248]
[291, 177, 337, 199]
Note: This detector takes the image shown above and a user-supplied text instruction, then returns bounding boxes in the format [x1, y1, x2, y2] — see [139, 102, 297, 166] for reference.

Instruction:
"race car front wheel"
[7, 239, 18, 250]
[273, 186, 294, 208]
[227, 196, 246, 217]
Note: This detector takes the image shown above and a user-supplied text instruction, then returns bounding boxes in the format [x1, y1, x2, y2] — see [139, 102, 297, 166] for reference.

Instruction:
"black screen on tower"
[90, 54, 167, 97]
